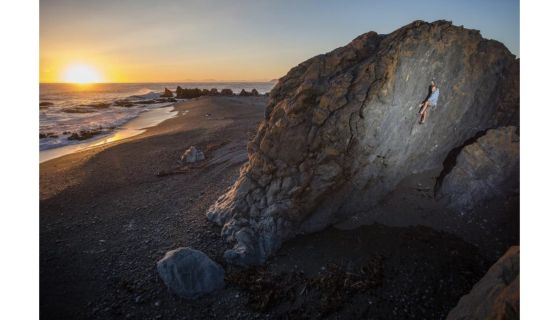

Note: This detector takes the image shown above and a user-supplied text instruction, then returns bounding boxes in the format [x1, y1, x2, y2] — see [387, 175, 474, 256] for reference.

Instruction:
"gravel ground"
[40, 96, 518, 320]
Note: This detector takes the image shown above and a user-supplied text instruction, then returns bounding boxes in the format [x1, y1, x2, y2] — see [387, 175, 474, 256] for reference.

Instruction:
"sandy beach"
[41, 96, 267, 319]
[40, 95, 518, 319]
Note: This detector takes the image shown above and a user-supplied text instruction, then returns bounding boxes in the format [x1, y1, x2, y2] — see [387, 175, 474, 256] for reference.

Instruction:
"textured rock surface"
[446, 246, 519, 320]
[436, 126, 519, 214]
[181, 146, 205, 164]
[156, 247, 224, 299]
[207, 20, 519, 266]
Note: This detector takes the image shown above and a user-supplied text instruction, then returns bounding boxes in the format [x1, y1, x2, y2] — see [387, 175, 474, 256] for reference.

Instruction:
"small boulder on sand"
[181, 146, 205, 164]
[156, 247, 225, 299]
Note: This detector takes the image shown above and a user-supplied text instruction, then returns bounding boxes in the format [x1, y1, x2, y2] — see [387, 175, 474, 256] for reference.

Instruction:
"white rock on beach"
[156, 247, 224, 299]
[181, 146, 205, 164]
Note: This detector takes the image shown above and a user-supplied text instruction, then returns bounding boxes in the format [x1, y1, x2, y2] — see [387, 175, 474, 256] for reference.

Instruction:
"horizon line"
[40, 80, 279, 84]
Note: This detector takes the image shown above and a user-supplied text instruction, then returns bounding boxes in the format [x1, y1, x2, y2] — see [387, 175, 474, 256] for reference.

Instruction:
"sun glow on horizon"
[63, 64, 103, 84]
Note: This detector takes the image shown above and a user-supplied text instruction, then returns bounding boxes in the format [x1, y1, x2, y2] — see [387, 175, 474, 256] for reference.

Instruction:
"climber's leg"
[418, 101, 427, 114]
[420, 103, 430, 124]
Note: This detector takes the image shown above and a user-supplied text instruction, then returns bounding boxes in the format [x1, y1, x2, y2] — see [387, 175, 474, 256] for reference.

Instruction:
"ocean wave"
[128, 91, 161, 100]
[39, 102, 174, 150]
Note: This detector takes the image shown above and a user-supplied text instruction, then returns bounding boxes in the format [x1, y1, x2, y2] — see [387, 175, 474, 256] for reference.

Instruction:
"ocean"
[39, 82, 276, 151]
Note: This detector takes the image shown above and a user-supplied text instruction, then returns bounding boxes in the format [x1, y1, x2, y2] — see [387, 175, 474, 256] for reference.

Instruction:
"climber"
[418, 80, 440, 124]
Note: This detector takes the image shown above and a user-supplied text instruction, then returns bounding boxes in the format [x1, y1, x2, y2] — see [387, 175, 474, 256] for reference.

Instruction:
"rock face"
[181, 146, 205, 163]
[446, 246, 519, 320]
[156, 248, 225, 299]
[207, 20, 519, 266]
[436, 126, 519, 214]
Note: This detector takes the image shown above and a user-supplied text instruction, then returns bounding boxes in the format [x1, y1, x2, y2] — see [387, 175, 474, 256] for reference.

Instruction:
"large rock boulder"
[207, 20, 519, 266]
[156, 247, 225, 299]
[446, 246, 519, 320]
[436, 126, 519, 214]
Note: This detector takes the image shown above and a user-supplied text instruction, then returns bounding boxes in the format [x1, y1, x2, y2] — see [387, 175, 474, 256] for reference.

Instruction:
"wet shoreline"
[40, 105, 177, 163]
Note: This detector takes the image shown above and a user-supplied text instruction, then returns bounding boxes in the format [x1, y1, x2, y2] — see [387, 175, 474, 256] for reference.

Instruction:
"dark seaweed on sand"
[226, 255, 383, 317]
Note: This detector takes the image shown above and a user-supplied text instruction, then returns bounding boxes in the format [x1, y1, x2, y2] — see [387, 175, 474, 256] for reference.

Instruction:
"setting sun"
[63, 64, 103, 83]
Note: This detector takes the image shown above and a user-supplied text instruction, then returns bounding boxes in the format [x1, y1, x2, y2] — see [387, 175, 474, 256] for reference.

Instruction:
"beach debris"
[160, 87, 174, 98]
[227, 267, 305, 312]
[226, 255, 383, 316]
[156, 247, 225, 299]
[181, 146, 205, 164]
[310, 256, 383, 315]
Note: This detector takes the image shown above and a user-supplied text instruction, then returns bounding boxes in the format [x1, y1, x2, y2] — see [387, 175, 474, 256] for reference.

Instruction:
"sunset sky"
[40, 0, 519, 83]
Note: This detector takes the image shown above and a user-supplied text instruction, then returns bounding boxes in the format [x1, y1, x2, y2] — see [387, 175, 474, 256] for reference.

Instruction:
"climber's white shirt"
[428, 88, 440, 106]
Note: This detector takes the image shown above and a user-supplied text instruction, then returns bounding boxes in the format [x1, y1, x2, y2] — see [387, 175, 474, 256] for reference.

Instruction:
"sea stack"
[207, 20, 519, 266]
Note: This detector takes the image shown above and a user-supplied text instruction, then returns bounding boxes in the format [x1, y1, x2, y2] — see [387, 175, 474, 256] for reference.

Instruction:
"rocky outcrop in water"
[220, 88, 234, 96]
[176, 87, 259, 99]
[436, 126, 519, 214]
[446, 246, 519, 320]
[114, 99, 135, 107]
[239, 89, 260, 96]
[39, 132, 58, 139]
[207, 20, 519, 266]
[176, 87, 204, 99]
[161, 88, 174, 97]
[67, 128, 104, 141]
